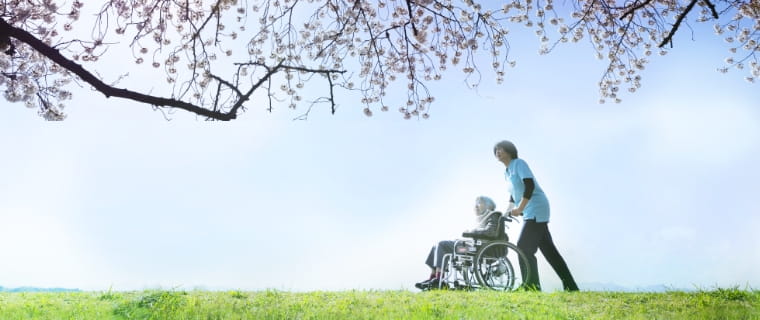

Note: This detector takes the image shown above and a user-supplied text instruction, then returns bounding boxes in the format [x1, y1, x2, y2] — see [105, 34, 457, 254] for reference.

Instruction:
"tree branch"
[232, 60, 346, 115]
[621, 0, 652, 20]
[658, 0, 698, 48]
[406, 0, 419, 36]
[0, 17, 239, 120]
[703, 0, 720, 19]
[1, 17, 345, 121]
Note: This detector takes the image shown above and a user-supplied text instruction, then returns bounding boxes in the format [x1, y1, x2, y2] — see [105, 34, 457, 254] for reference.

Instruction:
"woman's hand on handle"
[509, 197, 529, 217]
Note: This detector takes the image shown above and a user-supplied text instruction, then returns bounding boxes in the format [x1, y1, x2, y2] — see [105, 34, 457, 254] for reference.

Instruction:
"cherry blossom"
[0, 0, 756, 120]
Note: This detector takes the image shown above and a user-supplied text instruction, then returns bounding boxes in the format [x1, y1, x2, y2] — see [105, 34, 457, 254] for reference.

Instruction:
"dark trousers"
[424, 240, 455, 269]
[517, 220, 579, 291]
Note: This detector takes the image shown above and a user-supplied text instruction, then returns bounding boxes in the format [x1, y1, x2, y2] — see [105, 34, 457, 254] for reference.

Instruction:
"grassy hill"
[0, 288, 757, 319]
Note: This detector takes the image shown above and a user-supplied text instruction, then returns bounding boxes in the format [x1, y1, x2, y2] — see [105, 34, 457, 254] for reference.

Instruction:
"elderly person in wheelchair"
[415, 196, 528, 291]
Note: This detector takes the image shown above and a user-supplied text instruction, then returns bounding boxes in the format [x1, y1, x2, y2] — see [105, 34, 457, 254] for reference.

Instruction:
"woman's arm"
[510, 178, 534, 216]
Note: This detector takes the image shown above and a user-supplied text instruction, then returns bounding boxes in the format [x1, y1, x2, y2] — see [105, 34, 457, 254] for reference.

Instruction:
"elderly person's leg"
[416, 240, 455, 289]
[424, 245, 436, 272]
[433, 240, 455, 272]
[422, 246, 440, 278]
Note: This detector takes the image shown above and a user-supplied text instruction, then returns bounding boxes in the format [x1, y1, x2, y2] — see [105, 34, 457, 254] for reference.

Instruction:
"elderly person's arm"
[465, 211, 502, 239]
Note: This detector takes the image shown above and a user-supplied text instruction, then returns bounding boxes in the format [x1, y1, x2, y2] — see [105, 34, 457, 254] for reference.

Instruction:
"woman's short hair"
[476, 196, 496, 212]
[493, 140, 518, 159]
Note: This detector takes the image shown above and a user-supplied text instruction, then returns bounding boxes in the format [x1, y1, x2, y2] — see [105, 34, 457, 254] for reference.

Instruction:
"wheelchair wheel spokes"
[474, 241, 530, 291]
[475, 255, 513, 290]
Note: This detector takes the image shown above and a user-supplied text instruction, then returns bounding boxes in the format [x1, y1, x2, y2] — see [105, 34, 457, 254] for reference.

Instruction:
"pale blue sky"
[1, 16, 759, 292]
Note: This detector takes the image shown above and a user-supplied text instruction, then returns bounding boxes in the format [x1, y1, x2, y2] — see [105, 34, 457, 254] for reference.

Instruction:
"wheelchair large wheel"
[473, 241, 531, 291]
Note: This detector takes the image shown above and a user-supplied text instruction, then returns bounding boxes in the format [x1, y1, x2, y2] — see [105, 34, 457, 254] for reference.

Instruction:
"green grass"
[0, 288, 757, 319]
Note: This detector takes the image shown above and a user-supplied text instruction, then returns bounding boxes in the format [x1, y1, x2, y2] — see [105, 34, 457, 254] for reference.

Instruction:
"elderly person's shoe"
[415, 278, 441, 290]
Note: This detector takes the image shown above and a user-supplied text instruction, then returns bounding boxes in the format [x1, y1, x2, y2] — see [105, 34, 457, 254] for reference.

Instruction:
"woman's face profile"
[495, 147, 509, 163]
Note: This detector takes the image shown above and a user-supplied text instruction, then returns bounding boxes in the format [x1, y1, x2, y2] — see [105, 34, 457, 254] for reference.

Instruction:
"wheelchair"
[434, 214, 531, 291]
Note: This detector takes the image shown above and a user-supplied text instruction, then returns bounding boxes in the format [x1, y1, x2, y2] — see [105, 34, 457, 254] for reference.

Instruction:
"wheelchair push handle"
[504, 202, 522, 222]
[502, 213, 521, 224]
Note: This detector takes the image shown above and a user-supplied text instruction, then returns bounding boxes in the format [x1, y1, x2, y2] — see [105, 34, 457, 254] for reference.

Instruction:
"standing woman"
[493, 140, 579, 291]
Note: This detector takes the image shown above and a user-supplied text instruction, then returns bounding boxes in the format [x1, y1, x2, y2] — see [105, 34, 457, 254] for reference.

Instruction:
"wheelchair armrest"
[462, 231, 499, 241]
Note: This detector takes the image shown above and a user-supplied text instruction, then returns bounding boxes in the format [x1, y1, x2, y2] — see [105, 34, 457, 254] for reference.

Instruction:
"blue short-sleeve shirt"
[505, 158, 551, 222]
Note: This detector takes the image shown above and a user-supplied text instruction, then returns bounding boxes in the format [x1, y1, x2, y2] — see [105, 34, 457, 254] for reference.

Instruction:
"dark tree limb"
[621, 0, 719, 47]
[703, 0, 720, 19]
[327, 71, 337, 114]
[658, 0, 698, 47]
[406, 0, 419, 36]
[621, 0, 652, 20]
[0, 17, 345, 120]
[0, 17, 238, 120]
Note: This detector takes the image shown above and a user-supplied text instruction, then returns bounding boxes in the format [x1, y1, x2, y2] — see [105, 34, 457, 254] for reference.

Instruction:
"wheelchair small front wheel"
[473, 241, 531, 291]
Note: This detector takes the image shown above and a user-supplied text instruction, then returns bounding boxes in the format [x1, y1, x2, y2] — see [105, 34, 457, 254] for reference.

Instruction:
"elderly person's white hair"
[475, 196, 496, 215]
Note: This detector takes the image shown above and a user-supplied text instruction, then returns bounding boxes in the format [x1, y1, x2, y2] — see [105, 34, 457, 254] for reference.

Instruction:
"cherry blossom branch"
[658, 0, 698, 47]
[1, 17, 237, 119]
[406, 0, 419, 36]
[233, 60, 346, 115]
[1, 17, 344, 120]
[620, 0, 652, 20]
[703, 0, 720, 19]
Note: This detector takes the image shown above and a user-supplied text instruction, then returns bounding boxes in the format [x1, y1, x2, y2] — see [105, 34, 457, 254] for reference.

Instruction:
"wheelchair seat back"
[461, 212, 510, 242]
